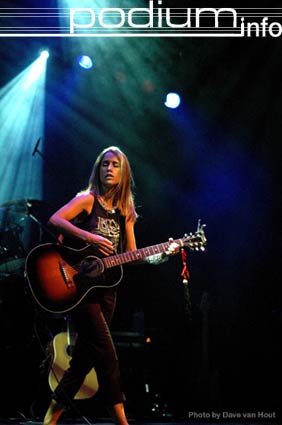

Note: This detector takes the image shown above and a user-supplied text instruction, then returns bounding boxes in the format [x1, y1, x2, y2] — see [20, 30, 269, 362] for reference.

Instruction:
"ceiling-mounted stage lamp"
[77, 55, 94, 70]
[40, 50, 50, 60]
[164, 92, 181, 109]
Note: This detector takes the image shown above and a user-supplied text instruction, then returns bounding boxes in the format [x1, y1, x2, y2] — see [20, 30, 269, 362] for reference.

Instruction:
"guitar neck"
[102, 238, 184, 269]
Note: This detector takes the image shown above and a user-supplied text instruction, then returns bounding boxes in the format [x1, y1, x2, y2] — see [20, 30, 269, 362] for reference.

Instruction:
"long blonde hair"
[87, 146, 138, 222]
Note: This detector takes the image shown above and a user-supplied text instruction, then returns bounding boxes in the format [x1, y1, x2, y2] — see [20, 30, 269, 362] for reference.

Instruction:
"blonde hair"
[86, 146, 138, 222]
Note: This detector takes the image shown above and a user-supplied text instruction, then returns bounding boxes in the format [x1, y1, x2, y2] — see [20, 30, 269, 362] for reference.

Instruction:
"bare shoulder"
[71, 192, 95, 214]
[52, 192, 95, 221]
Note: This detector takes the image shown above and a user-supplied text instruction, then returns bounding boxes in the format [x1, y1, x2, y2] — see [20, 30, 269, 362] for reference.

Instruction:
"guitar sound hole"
[67, 345, 74, 357]
[79, 256, 104, 278]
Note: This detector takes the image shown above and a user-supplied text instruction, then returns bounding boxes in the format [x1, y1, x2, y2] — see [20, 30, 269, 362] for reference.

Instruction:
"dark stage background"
[0, 1, 281, 423]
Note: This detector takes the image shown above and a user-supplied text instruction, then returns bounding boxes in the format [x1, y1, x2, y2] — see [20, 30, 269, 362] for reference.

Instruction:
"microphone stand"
[31, 137, 58, 174]
[32, 138, 43, 158]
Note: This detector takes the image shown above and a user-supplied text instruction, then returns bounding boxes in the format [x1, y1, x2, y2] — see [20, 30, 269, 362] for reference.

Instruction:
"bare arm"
[49, 194, 114, 256]
[124, 218, 137, 252]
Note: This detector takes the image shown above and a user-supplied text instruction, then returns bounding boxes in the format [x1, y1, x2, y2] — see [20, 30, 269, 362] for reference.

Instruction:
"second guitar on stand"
[48, 317, 99, 400]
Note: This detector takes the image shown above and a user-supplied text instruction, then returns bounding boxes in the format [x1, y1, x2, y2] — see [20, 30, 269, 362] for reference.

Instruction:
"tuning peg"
[197, 219, 207, 233]
[197, 219, 202, 233]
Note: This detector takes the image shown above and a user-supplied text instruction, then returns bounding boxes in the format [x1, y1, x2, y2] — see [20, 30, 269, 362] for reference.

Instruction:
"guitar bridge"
[59, 261, 75, 288]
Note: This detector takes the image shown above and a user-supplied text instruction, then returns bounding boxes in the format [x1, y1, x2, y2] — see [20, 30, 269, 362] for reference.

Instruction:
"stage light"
[164, 92, 181, 109]
[26, 52, 49, 88]
[40, 50, 50, 60]
[0, 52, 48, 203]
[77, 55, 93, 70]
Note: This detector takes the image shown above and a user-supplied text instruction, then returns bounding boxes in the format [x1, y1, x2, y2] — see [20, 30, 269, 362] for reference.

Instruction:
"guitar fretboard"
[102, 239, 184, 269]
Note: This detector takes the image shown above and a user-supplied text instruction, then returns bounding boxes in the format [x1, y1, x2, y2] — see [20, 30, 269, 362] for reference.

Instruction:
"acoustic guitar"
[48, 318, 98, 399]
[25, 222, 207, 314]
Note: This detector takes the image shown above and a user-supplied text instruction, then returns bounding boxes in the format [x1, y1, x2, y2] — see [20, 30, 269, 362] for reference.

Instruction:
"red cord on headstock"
[181, 248, 190, 284]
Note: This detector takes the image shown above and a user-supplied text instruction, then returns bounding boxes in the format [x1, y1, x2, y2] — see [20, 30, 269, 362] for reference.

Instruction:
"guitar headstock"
[182, 219, 207, 251]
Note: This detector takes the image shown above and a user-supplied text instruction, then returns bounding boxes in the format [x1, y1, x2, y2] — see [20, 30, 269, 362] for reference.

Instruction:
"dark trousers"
[53, 289, 124, 407]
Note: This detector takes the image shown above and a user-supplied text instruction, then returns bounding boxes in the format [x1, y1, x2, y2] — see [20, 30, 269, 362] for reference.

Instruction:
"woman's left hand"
[166, 237, 180, 255]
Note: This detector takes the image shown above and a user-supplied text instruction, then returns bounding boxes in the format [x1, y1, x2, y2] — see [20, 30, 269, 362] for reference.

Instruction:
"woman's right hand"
[86, 232, 114, 256]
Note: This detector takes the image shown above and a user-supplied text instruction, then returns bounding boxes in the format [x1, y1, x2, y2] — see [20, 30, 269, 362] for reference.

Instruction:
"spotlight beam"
[0, 53, 48, 203]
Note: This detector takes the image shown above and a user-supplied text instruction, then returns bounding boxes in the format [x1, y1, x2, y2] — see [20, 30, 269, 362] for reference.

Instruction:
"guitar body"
[25, 243, 123, 313]
[25, 226, 207, 313]
[49, 332, 99, 399]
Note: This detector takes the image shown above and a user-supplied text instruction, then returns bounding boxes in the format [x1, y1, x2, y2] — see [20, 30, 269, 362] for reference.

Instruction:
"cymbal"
[0, 199, 49, 216]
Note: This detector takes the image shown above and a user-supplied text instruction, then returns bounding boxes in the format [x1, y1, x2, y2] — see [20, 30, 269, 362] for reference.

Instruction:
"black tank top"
[62, 196, 125, 253]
